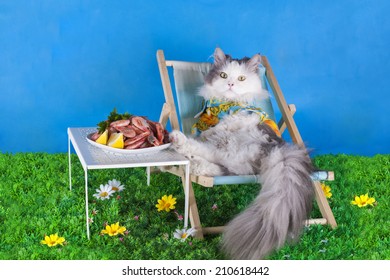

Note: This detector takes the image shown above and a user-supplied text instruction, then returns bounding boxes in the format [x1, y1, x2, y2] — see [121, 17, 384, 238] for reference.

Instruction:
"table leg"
[184, 163, 190, 229]
[146, 166, 151, 186]
[84, 169, 90, 240]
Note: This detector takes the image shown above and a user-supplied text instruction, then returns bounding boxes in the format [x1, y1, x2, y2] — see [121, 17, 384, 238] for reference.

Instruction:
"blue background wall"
[1, 0, 389, 155]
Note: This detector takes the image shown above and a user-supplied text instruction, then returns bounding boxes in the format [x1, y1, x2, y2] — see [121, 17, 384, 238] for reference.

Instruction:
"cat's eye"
[238, 75, 246, 81]
[220, 72, 228, 79]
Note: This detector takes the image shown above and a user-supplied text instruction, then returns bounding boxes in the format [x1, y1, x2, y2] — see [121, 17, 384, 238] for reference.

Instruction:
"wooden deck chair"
[156, 49, 337, 239]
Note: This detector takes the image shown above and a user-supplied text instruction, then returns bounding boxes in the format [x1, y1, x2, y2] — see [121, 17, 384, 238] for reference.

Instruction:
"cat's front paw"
[169, 130, 188, 149]
[190, 155, 225, 176]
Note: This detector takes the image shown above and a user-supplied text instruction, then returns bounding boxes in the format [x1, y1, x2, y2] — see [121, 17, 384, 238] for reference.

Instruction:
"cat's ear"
[247, 53, 262, 72]
[213, 47, 227, 67]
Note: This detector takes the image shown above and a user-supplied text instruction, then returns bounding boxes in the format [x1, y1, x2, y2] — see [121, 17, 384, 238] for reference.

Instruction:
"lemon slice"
[95, 130, 108, 145]
[107, 132, 124, 149]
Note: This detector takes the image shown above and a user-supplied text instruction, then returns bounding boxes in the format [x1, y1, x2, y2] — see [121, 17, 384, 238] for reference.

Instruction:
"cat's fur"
[169, 47, 314, 260]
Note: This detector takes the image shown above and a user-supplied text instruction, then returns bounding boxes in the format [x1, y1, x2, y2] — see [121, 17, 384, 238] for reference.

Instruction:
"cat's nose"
[228, 82, 234, 87]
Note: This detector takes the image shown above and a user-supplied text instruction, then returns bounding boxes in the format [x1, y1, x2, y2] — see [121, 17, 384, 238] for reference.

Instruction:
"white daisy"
[173, 228, 197, 242]
[93, 184, 114, 200]
[107, 179, 125, 192]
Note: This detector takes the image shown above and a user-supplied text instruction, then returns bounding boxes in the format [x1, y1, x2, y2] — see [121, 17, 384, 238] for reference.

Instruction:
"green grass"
[0, 152, 389, 260]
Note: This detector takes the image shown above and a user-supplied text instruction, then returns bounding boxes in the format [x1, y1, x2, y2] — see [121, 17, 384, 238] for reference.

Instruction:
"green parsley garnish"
[97, 108, 132, 133]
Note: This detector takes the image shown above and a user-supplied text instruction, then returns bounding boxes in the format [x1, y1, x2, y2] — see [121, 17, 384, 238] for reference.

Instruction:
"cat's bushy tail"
[221, 143, 314, 260]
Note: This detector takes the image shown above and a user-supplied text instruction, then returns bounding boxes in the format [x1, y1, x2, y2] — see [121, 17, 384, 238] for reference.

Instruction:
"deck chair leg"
[312, 181, 337, 228]
[180, 174, 204, 239]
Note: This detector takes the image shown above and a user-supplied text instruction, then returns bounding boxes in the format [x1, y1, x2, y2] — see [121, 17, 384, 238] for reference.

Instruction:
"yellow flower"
[156, 194, 177, 212]
[41, 233, 66, 247]
[321, 183, 332, 198]
[101, 222, 127, 236]
[351, 193, 376, 207]
[199, 110, 219, 126]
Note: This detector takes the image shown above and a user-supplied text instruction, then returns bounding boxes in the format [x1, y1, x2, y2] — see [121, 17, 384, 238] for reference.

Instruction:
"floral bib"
[191, 98, 281, 137]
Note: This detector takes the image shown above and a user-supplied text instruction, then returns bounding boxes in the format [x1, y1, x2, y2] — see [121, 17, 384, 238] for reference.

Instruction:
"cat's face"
[204, 48, 264, 101]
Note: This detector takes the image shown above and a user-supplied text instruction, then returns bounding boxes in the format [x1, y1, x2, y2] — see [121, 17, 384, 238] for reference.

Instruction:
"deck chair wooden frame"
[156, 49, 337, 238]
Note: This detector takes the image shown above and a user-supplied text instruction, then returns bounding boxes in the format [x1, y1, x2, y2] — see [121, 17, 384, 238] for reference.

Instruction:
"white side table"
[68, 127, 190, 239]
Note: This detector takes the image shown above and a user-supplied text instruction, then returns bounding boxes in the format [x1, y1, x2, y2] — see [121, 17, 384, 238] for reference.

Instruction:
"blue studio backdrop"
[0, 0, 389, 155]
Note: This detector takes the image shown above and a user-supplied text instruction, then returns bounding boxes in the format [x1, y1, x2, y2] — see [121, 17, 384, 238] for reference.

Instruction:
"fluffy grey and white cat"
[169, 47, 314, 260]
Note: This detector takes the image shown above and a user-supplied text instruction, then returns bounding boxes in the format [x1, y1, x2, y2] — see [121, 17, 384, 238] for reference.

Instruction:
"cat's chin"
[199, 83, 268, 103]
[221, 90, 239, 99]
[219, 91, 263, 103]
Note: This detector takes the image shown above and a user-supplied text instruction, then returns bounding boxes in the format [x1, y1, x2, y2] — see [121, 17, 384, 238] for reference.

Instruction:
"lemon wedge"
[95, 130, 108, 145]
[107, 132, 124, 149]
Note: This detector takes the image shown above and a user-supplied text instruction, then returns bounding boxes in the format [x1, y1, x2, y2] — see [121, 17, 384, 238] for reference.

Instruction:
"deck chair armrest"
[278, 104, 296, 135]
[157, 50, 181, 131]
[159, 102, 171, 129]
[263, 56, 304, 146]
